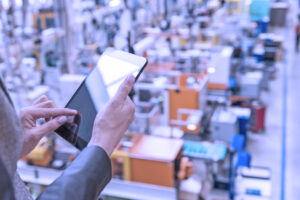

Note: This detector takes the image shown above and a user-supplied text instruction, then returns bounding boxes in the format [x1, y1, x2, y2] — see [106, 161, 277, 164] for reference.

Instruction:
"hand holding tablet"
[55, 48, 148, 150]
[88, 75, 136, 155]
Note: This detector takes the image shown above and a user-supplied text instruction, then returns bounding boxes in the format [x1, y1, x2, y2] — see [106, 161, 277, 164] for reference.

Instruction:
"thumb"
[34, 116, 68, 137]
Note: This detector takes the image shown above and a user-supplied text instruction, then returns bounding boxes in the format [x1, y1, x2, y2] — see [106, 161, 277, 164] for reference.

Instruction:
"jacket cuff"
[80, 145, 112, 179]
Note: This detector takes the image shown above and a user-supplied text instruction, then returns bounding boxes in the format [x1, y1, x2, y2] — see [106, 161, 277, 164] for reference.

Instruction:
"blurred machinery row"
[0, 0, 289, 199]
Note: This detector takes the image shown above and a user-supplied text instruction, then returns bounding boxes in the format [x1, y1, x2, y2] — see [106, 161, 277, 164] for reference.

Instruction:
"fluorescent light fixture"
[109, 0, 121, 7]
[208, 67, 216, 74]
[187, 124, 197, 131]
[2, 0, 9, 9]
[186, 115, 200, 131]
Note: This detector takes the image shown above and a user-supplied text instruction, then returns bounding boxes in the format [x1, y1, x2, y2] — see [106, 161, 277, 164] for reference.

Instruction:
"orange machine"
[32, 12, 55, 31]
[145, 62, 175, 73]
[207, 82, 227, 91]
[111, 135, 185, 187]
[169, 74, 208, 134]
[22, 137, 55, 167]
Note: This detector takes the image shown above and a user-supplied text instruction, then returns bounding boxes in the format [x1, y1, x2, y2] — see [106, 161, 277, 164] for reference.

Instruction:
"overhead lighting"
[2, 0, 9, 9]
[208, 67, 216, 74]
[109, 0, 121, 7]
[186, 115, 200, 131]
[187, 124, 197, 131]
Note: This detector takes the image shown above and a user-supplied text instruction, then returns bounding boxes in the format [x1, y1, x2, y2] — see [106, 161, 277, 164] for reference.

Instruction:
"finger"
[114, 75, 135, 101]
[33, 95, 48, 105]
[30, 108, 77, 119]
[34, 100, 56, 109]
[33, 101, 56, 122]
[34, 116, 68, 137]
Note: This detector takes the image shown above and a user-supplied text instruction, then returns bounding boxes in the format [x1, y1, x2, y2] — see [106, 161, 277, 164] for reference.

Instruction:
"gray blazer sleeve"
[38, 146, 112, 200]
[0, 155, 15, 200]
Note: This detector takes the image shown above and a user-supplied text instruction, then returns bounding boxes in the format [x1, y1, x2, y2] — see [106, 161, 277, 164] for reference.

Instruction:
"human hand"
[20, 96, 77, 158]
[88, 75, 136, 156]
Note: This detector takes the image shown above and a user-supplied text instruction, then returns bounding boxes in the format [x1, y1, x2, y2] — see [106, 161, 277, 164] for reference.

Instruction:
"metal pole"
[53, 0, 70, 73]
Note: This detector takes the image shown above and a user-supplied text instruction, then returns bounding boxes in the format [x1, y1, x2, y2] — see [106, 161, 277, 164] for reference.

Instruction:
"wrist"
[88, 140, 113, 156]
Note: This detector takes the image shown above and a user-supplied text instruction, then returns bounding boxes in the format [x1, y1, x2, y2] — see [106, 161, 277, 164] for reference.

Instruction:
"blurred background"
[0, 0, 298, 199]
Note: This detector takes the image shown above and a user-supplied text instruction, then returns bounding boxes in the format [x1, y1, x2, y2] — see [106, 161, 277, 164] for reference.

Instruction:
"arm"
[37, 146, 111, 200]
[20, 96, 78, 158]
[38, 75, 135, 199]
[0, 155, 15, 200]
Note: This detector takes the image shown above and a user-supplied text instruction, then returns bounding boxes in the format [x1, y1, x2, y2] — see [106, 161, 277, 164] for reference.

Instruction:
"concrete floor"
[285, 26, 300, 200]
[244, 30, 300, 200]
[245, 13, 300, 200]
[246, 43, 283, 200]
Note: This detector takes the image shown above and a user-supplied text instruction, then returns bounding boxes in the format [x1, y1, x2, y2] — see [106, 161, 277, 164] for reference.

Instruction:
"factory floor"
[208, 16, 300, 200]
[284, 28, 300, 200]
[206, 35, 284, 199]
[247, 7, 300, 200]
[247, 19, 300, 200]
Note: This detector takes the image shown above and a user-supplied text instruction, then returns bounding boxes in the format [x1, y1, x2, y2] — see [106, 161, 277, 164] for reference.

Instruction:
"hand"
[20, 96, 78, 158]
[88, 75, 136, 156]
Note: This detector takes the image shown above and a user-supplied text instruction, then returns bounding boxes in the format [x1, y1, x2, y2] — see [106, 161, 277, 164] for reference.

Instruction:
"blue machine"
[231, 107, 251, 136]
[229, 77, 238, 90]
[238, 116, 249, 135]
[236, 151, 251, 168]
[183, 141, 227, 161]
[257, 18, 270, 33]
[229, 135, 251, 199]
[231, 134, 246, 151]
[249, 0, 270, 21]
[250, 0, 270, 34]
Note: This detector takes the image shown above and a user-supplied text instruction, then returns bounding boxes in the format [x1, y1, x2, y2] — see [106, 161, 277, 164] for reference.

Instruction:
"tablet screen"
[62, 51, 146, 149]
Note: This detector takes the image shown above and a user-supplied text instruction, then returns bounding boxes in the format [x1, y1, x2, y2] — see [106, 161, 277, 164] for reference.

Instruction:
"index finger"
[33, 95, 48, 105]
[30, 108, 78, 119]
[114, 75, 135, 101]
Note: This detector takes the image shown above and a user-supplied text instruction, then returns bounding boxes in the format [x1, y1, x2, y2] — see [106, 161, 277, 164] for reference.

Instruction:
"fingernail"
[66, 108, 77, 114]
[127, 75, 135, 84]
[58, 116, 67, 124]
[71, 109, 78, 114]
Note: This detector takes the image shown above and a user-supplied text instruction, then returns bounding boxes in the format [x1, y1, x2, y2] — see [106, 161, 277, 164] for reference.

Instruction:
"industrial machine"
[243, 101, 266, 132]
[169, 74, 208, 134]
[5, 0, 281, 199]
[128, 102, 161, 135]
[111, 135, 193, 187]
[208, 46, 234, 91]
[210, 107, 239, 143]
[235, 167, 272, 199]
[240, 72, 263, 99]
[23, 137, 55, 167]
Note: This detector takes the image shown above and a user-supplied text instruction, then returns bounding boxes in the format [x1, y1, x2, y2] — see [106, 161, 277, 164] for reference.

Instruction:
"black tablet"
[55, 48, 148, 150]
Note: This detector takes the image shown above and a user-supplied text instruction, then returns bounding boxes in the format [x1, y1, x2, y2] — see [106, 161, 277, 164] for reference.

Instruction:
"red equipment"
[243, 101, 266, 132]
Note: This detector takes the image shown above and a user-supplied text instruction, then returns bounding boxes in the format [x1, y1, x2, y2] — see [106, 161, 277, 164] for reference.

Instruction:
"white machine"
[235, 167, 272, 199]
[208, 46, 234, 87]
[231, 107, 252, 120]
[210, 107, 239, 143]
[240, 71, 263, 99]
[235, 195, 270, 200]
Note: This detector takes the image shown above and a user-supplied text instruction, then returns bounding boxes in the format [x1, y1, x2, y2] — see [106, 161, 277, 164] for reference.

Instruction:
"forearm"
[38, 146, 112, 200]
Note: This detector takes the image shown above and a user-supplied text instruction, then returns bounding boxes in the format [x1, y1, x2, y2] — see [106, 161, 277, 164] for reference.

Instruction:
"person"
[0, 75, 136, 200]
[295, 16, 300, 52]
